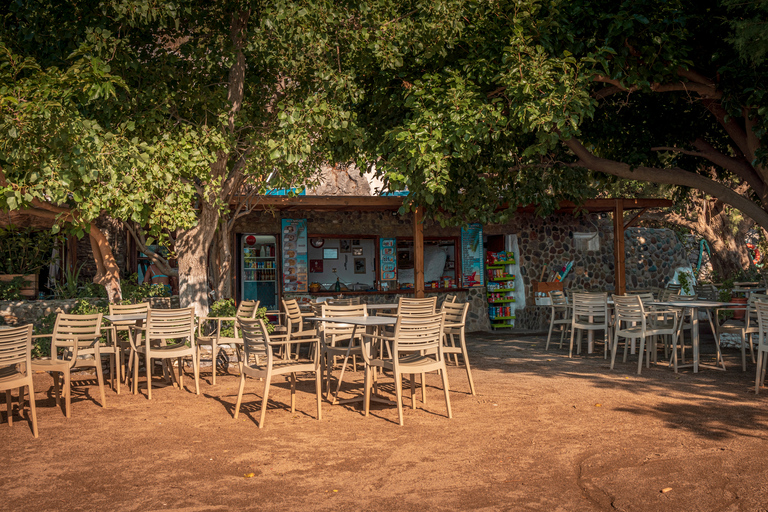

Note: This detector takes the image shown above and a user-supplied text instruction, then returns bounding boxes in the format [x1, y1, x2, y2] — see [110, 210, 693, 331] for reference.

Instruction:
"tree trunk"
[88, 225, 122, 302]
[175, 202, 220, 317]
[214, 220, 234, 300]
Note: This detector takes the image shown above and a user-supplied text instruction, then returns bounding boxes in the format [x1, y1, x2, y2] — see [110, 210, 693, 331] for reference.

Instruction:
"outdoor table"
[650, 300, 746, 373]
[731, 287, 767, 297]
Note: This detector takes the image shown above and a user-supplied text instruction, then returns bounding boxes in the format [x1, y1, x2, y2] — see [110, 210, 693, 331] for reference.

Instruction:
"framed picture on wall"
[340, 239, 351, 253]
[310, 259, 323, 272]
[354, 258, 366, 274]
[323, 248, 338, 260]
[352, 247, 363, 256]
[352, 239, 361, 246]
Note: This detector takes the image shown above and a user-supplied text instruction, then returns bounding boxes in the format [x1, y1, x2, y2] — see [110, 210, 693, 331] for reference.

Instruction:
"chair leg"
[460, 331, 476, 395]
[315, 367, 322, 421]
[233, 373, 246, 419]
[410, 374, 416, 410]
[756, 351, 764, 394]
[193, 354, 200, 395]
[742, 334, 748, 372]
[211, 341, 218, 385]
[64, 371, 71, 418]
[5, 390, 12, 426]
[146, 356, 153, 400]
[363, 366, 372, 417]
[395, 371, 404, 426]
[440, 365, 452, 420]
[610, 331, 620, 370]
[637, 337, 646, 375]
[258, 371, 272, 429]
[53, 372, 61, 406]
[569, 327, 576, 358]
[546, 311, 556, 350]
[26, 384, 38, 438]
[94, 357, 107, 409]
[421, 373, 427, 405]
[289, 372, 296, 413]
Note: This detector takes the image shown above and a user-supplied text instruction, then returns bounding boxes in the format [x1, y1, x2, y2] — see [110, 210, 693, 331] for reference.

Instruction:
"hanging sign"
[379, 238, 397, 281]
[460, 223, 484, 287]
[281, 218, 308, 293]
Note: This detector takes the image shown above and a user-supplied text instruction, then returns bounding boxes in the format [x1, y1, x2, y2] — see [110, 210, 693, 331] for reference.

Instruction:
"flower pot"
[731, 297, 748, 320]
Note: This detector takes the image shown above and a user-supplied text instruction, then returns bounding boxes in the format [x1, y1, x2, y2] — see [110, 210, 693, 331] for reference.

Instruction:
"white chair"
[545, 291, 571, 350]
[233, 318, 322, 428]
[129, 308, 200, 399]
[1, 325, 38, 437]
[196, 300, 260, 384]
[611, 295, 679, 374]
[753, 301, 768, 394]
[362, 312, 451, 426]
[717, 293, 766, 371]
[319, 303, 367, 403]
[569, 293, 610, 358]
[441, 301, 476, 395]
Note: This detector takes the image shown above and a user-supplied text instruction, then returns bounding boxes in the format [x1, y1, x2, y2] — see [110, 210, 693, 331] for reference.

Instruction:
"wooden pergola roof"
[237, 195, 673, 213]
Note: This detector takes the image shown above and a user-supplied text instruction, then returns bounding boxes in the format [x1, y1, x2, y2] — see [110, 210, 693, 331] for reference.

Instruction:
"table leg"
[692, 307, 700, 373]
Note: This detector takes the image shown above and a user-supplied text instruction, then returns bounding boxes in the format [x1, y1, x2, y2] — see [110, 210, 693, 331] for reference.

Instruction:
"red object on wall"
[245, 235, 256, 246]
[310, 259, 323, 273]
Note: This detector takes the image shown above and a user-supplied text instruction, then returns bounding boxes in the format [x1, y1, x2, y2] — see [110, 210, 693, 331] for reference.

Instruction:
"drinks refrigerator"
[241, 234, 279, 310]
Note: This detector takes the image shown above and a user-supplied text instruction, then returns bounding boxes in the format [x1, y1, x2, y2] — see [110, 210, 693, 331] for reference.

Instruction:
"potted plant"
[0, 225, 58, 299]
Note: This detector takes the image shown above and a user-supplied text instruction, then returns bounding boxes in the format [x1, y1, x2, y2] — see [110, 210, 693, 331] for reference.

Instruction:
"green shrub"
[0, 276, 25, 300]
[120, 273, 170, 304]
[0, 225, 58, 275]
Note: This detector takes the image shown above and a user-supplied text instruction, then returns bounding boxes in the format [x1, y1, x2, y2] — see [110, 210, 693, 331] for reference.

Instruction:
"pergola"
[241, 196, 674, 297]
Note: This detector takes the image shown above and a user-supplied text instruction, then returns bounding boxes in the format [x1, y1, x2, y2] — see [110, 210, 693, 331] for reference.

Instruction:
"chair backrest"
[549, 290, 568, 307]
[398, 297, 437, 316]
[571, 293, 608, 320]
[51, 313, 103, 358]
[666, 283, 682, 292]
[612, 295, 646, 330]
[393, 312, 445, 355]
[627, 291, 655, 305]
[109, 302, 150, 315]
[236, 300, 260, 319]
[321, 304, 367, 343]
[694, 284, 718, 301]
[281, 299, 308, 334]
[441, 301, 469, 327]
[146, 308, 195, 346]
[658, 288, 681, 302]
[0, 324, 33, 373]
[238, 317, 272, 365]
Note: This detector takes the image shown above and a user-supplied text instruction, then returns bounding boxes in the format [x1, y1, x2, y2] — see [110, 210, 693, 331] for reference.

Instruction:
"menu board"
[281, 219, 308, 293]
[379, 238, 397, 281]
[460, 223, 484, 287]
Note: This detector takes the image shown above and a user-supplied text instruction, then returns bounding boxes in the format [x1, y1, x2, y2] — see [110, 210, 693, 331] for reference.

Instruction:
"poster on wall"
[379, 238, 397, 281]
[281, 218, 308, 293]
[461, 223, 484, 287]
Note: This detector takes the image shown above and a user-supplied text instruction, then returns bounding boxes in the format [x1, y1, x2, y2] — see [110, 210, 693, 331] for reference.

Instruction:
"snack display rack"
[486, 250, 516, 329]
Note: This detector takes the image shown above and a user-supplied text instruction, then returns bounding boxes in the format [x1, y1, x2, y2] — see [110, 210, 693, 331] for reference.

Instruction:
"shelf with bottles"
[488, 304, 515, 328]
[487, 281, 515, 292]
[243, 269, 277, 282]
[243, 244, 276, 258]
[487, 269, 515, 281]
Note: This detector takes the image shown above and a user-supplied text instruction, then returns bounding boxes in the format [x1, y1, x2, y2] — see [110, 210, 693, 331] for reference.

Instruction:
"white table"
[650, 301, 745, 373]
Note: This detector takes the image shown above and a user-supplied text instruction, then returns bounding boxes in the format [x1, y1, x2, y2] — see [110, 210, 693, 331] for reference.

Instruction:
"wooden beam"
[413, 206, 425, 298]
[613, 199, 626, 295]
[623, 207, 649, 230]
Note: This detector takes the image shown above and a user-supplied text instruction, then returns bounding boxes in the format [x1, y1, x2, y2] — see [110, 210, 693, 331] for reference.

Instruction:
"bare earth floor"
[2, 332, 768, 512]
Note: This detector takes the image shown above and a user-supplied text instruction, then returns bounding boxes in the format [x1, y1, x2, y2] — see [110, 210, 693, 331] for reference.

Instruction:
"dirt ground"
[2, 332, 768, 512]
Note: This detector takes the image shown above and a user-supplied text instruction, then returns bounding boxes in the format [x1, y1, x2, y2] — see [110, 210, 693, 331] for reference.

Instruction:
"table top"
[649, 301, 745, 308]
[306, 316, 397, 326]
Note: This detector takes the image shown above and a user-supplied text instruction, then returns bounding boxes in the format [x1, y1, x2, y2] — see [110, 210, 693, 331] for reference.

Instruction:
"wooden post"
[613, 199, 626, 295]
[413, 206, 425, 298]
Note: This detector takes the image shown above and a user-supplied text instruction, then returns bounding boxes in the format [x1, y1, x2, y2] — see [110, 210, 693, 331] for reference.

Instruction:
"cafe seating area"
[1, 294, 477, 436]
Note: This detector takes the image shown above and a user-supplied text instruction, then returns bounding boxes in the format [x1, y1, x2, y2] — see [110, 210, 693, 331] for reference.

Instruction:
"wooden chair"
[108, 302, 149, 388]
[361, 312, 451, 426]
[441, 301, 476, 395]
[545, 290, 571, 350]
[1, 325, 38, 437]
[196, 300, 260, 384]
[569, 293, 610, 358]
[319, 303, 367, 403]
[31, 313, 106, 417]
[233, 318, 322, 428]
[611, 295, 679, 374]
[129, 308, 199, 399]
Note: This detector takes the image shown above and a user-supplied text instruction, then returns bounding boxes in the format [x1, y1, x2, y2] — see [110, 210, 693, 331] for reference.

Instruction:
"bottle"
[260, 245, 266, 258]
[334, 277, 341, 292]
